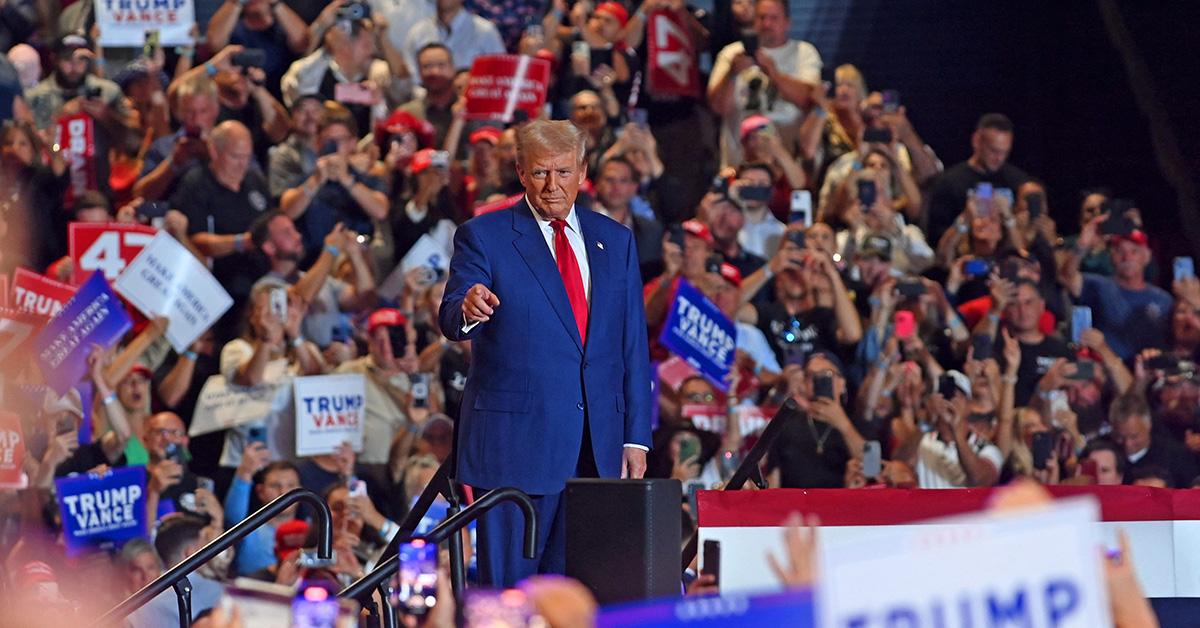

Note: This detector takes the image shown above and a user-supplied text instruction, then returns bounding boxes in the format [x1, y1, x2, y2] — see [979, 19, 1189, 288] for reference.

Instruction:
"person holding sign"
[218, 283, 324, 467]
[439, 120, 651, 587]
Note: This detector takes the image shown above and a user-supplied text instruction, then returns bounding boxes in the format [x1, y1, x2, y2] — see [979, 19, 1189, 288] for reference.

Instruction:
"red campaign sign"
[465, 55, 551, 123]
[647, 9, 701, 98]
[69, 222, 158, 285]
[54, 112, 98, 209]
[12, 267, 77, 322]
[681, 404, 776, 436]
[0, 411, 25, 489]
[473, 193, 524, 217]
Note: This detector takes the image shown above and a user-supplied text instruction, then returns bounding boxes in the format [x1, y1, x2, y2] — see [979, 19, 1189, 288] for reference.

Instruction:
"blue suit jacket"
[438, 199, 653, 495]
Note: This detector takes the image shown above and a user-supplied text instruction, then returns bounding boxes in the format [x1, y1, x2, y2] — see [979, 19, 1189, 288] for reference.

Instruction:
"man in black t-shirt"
[753, 250, 858, 368]
[767, 352, 868, 488]
[172, 120, 271, 343]
[988, 279, 1072, 406]
[926, 113, 1029, 243]
[143, 412, 203, 522]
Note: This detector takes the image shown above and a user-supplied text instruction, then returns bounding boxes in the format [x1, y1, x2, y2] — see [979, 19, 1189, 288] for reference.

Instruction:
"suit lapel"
[579, 209, 612, 357]
[511, 200, 584, 353]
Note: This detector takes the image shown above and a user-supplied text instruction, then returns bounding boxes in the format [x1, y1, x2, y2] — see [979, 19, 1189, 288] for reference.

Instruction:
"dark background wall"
[783, 0, 1200, 270]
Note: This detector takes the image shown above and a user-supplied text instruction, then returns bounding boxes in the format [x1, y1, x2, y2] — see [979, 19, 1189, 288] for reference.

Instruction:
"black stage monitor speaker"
[565, 478, 682, 605]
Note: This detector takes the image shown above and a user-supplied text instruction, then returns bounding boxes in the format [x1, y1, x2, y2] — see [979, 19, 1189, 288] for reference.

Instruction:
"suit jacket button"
[576, 402, 584, 410]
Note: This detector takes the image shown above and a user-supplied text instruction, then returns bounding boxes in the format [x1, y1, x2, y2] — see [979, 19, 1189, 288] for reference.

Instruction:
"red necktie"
[550, 218, 588, 343]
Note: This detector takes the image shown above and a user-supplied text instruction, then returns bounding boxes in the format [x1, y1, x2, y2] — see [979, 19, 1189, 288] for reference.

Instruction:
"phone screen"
[862, 441, 882, 477]
[411, 373, 430, 409]
[893, 311, 915, 340]
[463, 589, 535, 627]
[396, 540, 438, 616]
[702, 539, 721, 586]
[856, 179, 877, 207]
[1031, 432, 1055, 471]
[813, 374, 834, 400]
[1175, 257, 1195, 281]
[292, 583, 339, 628]
[1070, 306, 1092, 345]
[789, 190, 812, 227]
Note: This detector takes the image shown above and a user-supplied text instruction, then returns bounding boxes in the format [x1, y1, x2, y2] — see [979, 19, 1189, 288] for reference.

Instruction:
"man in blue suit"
[439, 120, 652, 587]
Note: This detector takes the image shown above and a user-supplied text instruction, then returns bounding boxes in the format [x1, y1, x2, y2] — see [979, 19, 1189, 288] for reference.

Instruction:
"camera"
[430, 150, 450, 170]
[84, 85, 103, 100]
[337, 1, 370, 21]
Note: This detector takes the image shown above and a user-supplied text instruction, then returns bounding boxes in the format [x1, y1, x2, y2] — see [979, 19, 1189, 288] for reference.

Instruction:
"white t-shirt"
[916, 431, 1003, 489]
[709, 39, 823, 168]
[738, 209, 787, 259]
[217, 339, 298, 467]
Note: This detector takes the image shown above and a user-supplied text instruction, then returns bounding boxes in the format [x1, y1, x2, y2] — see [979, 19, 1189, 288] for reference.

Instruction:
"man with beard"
[926, 114, 1029, 243]
[26, 33, 135, 196]
[399, 43, 459, 149]
[251, 211, 376, 347]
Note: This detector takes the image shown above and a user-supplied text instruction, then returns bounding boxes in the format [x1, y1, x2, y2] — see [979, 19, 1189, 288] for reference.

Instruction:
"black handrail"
[681, 398, 803, 571]
[93, 488, 334, 627]
[339, 487, 537, 604]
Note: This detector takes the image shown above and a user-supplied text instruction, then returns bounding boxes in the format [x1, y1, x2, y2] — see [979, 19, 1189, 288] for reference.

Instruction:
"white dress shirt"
[404, 7, 506, 75]
[530, 202, 591, 299]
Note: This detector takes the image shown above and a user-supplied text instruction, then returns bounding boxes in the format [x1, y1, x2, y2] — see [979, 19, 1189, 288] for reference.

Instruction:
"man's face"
[1109, 239, 1150, 282]
[266, 215, 304, 262]
[701, 273, 739, 317]
[736, 168, 772, 211]
[754, 0, 789, 48]
[588, 11, 622, 42]
[679, 379, 715, 405]
[971, 128, 1012, 173]
[801, 356, 844, 402]
[517, 149, 586, 221]
[707, 198, 743, 243]
[595, 161, 638, 211]
[211, 130, 254, 183]
[327, 486, 364, 536]
[292, 99, 322, 138]
[144, 414, 188, 461]
[805, 224, 835, 255]
[569, 92, 606, 133]
[256, 468, 300, 504]
[75, 206, 110, 223]
[855, 255, 890, 288]
[681, 234, 711, 279]
[1088, 449, 1122, 486]
[55, 50, 89, 88]
[1114, 417, 1151, 457]
[178, 93, 219, 134]
[127, 551, 161, 591]
[318, 122, 356, 158]
[1005, 284, 1044, 334]
[418, 48, 454, 94]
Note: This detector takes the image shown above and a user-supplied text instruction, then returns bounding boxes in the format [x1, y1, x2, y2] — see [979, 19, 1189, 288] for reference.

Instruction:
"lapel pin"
[597, 241, 604, 250]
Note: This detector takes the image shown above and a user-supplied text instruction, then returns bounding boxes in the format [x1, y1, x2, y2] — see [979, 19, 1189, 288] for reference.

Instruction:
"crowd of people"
[0, 0, 1194, 624]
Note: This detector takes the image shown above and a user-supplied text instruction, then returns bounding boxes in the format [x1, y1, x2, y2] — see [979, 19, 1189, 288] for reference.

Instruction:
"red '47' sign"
[647, 9, 700, 98]
[69, 222, 158, 285]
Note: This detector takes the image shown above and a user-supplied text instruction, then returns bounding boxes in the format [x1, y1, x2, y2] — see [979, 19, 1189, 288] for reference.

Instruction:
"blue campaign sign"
[598, 589, 815, 627]
[54, 465, 148, 556]
[34, 272, 133, 395]
[658, 280, 736, 391]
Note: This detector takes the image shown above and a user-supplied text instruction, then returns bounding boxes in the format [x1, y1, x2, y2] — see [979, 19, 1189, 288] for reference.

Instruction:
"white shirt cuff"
[461, 314, 480, 334]
[623, 443, 649, 451]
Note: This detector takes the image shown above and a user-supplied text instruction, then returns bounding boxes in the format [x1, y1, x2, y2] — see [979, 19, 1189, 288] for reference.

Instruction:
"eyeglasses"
[151, 428, 186, 439]
[684, 392, 715, 404]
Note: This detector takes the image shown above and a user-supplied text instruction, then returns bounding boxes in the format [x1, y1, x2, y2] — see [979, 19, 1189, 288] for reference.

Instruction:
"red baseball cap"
[681, 219, 714, 245]
[1109, 228, 1149, 247]
[594, 1, 629, 26]
[409, 148, 436, 175]
[274, 520, 310, 561]
[718, 262, 742, 287]
[368, 308, 408, 333]
[469, 126, 503, 145]
[375, 109, 435, 150]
